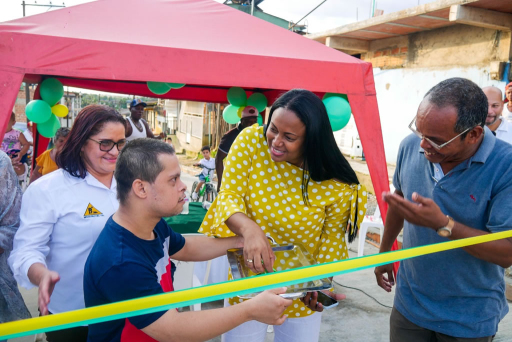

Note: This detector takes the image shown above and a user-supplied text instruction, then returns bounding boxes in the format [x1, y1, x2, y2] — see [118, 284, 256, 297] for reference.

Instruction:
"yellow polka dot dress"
[199, 124, 367, 318]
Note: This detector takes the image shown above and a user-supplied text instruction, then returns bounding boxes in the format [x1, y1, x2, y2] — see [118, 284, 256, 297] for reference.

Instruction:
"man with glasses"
[374, 78, 512, 342]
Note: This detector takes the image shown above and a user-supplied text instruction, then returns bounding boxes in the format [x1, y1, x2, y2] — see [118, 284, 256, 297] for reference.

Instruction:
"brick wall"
[13, 87, 36, 123]
[361, 45, 408, 69]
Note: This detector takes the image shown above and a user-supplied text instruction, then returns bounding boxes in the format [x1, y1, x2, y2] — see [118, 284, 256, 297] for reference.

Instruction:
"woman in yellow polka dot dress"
[200, 89, 367, 342]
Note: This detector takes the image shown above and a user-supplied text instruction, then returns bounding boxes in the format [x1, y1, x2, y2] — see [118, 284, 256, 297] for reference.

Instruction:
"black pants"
[390, 307, 494, 342]
[42, 311, 88, 342]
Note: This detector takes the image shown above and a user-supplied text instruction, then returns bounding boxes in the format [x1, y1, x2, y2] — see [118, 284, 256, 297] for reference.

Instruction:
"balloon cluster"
[223, 87, 266, 125]
[147, 82, 186, 95]
[25, 78, 68, 138]
[322, 93, 352, 131]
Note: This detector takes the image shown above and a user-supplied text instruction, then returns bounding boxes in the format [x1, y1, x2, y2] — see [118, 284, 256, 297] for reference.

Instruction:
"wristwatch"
[437, 216, 455, 237]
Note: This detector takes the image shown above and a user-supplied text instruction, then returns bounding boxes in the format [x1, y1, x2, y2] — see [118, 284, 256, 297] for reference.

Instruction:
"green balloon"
[25, 100, 52, 124]
[227, 87, 247, 107]
[323, 96, 352, 131]
[247, 93, 268, 112]
[323, 93, 348, 103]
[257, 114, 263, 126]
[37, 114, 61, 138]
[40, 78, 64, 106]
[223, 105, 241, 124]
[147, 82, 172, 95]
[166, 83, 186, 89]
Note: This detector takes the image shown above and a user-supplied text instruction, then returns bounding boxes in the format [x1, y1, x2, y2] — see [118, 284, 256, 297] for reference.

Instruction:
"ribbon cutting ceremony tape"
[1, 230, 512, 340]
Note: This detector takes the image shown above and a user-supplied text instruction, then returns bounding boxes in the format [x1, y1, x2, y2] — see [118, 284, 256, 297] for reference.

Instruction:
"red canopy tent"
[0, 0, 396, 266]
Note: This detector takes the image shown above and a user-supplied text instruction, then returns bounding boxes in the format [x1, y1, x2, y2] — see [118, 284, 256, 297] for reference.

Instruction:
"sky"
[1, 0, 431, 95]
[2, 0, 432, 33]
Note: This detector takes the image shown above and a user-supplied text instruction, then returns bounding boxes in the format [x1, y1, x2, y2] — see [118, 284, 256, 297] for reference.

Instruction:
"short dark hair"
[115, 138, 175, 205]
[10, 111, 15, 121]
[424, 78, 487, 139]
[56, 105, 125, 178]
[201, 146, 210, 152]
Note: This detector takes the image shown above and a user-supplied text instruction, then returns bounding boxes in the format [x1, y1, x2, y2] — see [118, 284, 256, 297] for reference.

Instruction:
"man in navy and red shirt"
[84, 138, 291, 342]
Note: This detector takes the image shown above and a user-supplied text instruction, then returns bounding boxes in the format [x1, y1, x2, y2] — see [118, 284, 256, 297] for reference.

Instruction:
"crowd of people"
[0, 79, 511, 342]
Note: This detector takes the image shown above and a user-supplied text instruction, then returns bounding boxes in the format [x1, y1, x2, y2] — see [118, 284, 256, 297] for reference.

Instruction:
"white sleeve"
[23, 130, 33, 143]
[8, 181, 58, 289]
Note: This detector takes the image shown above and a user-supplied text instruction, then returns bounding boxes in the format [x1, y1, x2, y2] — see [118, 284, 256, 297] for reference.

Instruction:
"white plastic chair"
[171, 234, 212, 311]
[171, 259, 210, 311]
[357, 206, 383, 257]
[357, 185, 395, 257]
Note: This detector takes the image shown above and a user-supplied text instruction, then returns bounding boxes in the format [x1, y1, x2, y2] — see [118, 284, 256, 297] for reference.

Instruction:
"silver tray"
[227, 243, 332, 299]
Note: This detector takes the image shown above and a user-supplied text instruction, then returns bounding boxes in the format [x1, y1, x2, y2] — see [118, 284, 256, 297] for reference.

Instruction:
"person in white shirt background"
[191, 145, 215, 201]
[125, 98, 164, 141]
[504, 82, 512, 122]
[483, 86, 512, 144]
[8, 105, 126, 342]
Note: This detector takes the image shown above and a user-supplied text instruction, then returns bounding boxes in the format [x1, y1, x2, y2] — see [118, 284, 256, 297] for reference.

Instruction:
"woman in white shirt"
[9, 105, 126, 342]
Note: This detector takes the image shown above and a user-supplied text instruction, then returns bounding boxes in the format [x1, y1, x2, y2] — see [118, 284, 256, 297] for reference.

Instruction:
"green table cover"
[164, 202, 207, 234]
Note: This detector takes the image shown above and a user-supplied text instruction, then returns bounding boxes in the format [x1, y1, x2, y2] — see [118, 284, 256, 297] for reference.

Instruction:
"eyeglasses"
[88, 138, 126, 152]
[408, 117, 480, 151]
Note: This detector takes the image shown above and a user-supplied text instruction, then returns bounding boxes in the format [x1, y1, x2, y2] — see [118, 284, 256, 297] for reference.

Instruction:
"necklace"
[131, 117, 144, 132]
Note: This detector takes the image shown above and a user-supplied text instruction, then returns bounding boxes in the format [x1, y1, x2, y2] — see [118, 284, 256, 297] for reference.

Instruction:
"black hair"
[201, 146, 211, 152]
[56, 105, 125, 178]
[424, 78, 487, 139]
[264, 89, 359, 203]
[115, 138, 175, 205]
[264, 89, 360, 242]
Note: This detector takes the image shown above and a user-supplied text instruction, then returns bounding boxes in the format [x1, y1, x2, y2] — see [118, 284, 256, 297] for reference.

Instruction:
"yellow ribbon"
[1, 230, 511, 339]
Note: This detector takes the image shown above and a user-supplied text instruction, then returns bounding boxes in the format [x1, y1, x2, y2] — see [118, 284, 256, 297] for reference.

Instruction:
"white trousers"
[221, 300, 323, 342]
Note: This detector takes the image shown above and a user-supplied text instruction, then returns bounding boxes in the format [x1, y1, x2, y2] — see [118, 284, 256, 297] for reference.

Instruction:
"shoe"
[191, 192, 198, 201]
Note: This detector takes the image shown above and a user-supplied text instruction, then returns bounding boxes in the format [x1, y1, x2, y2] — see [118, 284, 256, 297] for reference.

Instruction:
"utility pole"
[21, 1, 66, 106]
[251, 0, 254, 16]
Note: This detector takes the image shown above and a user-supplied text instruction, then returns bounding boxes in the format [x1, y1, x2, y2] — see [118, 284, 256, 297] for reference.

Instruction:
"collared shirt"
[432, 163, 444, 181]
[199, 157, 215, 177]
[8, 169, 119, 314]
[496, 118, 512, 145]
[393, 127, 512, 338]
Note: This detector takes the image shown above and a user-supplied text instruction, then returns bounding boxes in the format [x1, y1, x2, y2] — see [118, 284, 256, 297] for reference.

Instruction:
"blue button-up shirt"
[393, 127, 512, 338]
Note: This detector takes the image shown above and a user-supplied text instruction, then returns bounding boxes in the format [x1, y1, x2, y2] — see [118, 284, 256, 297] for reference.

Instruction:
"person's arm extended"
[215, 149, 227, 191]
[142, 288, 291, 342]
[449, 221, 512, 268]
[226, 212, 275, 274]
[142, 120, 159, 139]
[30, 165, 43, 183]
[170, 235, 243, 262]
[374, 189, 404, 292]
[384, 192, 512, 268]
